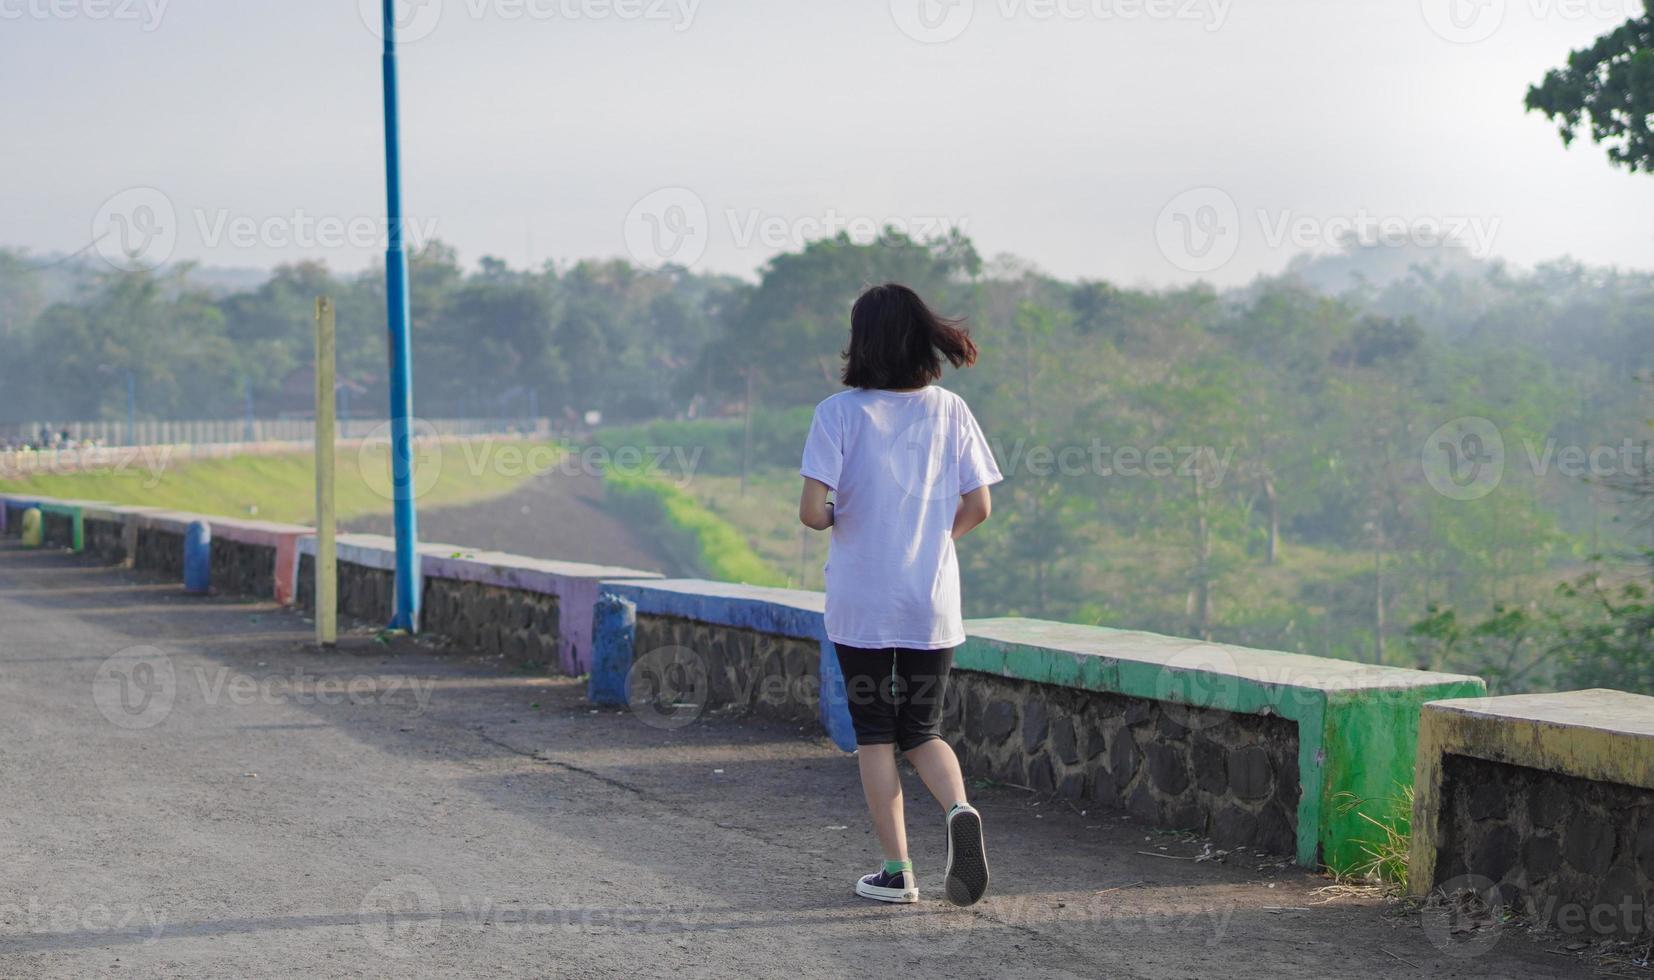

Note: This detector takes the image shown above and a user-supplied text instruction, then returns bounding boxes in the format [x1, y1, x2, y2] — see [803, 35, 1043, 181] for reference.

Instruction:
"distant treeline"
[0, 234, 1649, 689]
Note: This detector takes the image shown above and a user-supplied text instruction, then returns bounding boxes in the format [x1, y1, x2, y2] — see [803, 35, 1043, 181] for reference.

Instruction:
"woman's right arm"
[799, 478, 834, 531]
[952, 486, 992, 540]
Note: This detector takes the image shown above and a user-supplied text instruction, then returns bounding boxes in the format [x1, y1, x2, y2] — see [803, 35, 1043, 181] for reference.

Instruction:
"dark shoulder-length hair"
[841, 283, 978, 390]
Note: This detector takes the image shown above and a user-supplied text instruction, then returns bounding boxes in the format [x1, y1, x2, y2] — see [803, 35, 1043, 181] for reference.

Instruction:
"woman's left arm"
[799, 478, 834, 531]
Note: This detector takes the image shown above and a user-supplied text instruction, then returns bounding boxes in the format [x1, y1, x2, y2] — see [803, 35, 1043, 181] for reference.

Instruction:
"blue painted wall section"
[588, 592, 637, 706]
[592, 579, 858, 752]
[183, 520, 212, 594]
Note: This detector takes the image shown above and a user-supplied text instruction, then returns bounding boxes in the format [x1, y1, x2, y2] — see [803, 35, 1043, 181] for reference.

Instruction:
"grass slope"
[0, 439, 555, 526]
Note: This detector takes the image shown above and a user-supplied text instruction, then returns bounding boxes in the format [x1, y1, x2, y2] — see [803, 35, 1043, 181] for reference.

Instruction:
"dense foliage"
[1, 233, 1649, 691]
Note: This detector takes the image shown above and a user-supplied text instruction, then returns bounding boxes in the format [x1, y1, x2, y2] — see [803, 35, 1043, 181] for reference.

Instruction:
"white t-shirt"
[800, 385, 1003, 650]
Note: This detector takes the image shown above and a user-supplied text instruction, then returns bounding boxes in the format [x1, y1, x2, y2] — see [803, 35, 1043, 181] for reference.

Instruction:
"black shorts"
[835, 644, 955, 752]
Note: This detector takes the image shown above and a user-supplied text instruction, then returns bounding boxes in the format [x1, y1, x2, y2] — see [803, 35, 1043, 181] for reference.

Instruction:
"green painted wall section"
[40, 503, 84, 552]
[1318, 681, 1485, 872]
[956, 624, 1486, 871]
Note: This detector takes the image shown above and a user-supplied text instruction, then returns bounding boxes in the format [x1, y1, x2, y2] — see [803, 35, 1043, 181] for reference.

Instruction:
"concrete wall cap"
[964, 617, 1483, 694]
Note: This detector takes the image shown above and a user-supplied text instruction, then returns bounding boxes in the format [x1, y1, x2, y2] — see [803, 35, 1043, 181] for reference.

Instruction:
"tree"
[1527, 6, 1654, 172]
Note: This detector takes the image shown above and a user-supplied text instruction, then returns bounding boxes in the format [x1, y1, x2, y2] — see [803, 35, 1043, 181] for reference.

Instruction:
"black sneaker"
[855, 867, 919, 904]
[944, 803, 989, 906]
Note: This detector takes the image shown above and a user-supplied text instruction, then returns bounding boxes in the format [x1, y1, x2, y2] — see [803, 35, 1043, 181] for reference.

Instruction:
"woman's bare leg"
[855, 744, 909, 863]
[904, 738, 970, 812]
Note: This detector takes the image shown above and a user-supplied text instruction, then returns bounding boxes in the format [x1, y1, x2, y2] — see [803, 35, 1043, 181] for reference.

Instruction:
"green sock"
[883, 858, 912, 875]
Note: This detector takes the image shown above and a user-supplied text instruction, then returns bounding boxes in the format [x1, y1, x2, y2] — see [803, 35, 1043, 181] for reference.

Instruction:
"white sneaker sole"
[855, 880, 920, 904]
[944, 807, 990, 906]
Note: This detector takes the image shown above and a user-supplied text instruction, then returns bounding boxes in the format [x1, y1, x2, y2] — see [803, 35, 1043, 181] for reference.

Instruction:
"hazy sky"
[5, 0, 1652, 286]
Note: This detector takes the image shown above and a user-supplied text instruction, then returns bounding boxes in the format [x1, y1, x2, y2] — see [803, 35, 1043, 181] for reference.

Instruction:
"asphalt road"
[0, 542, 1595, 979]
[349, 467, 679, 576]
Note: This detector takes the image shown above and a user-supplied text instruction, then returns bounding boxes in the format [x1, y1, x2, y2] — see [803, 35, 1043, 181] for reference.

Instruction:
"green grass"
[602, 469, 786, 587]
[0, 439, 557, 525]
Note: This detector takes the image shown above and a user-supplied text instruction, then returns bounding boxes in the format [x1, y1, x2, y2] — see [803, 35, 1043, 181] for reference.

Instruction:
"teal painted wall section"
[958, 618, 1486, 870]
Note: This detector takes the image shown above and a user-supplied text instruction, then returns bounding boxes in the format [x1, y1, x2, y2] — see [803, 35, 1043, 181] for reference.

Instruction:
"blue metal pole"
[381, 0, 421, 632]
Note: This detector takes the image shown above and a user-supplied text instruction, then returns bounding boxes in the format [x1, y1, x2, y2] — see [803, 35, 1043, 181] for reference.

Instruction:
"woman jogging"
[799, 282, 1002, 907]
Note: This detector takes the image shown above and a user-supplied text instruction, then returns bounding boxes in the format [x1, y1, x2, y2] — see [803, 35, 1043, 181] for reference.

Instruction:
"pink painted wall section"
[293, 534, 661, 674]
[418, 549, 660, 674]
[203, 517, 312, 607]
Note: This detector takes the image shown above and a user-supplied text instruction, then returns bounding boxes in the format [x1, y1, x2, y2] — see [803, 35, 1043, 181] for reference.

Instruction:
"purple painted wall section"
[296, 533, 660, 674]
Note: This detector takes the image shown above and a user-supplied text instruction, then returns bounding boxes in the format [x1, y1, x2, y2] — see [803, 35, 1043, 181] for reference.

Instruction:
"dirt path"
[0, 542, 1607, 979]
[349, 467, 682, 576]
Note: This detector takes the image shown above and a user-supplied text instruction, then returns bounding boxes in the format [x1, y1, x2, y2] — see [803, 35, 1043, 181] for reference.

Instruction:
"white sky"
[4, 0, 1652, 286]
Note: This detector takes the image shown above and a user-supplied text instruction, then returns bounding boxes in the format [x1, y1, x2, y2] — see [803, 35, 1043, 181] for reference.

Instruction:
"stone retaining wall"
[209, 537, 280, 600]
[134, 526, 186, 580]
[422, 576, 560, 670]
[1411, 691, 1654, 937]
[83, 516, 129, 564]
[297, 553, 396, 626]
[298, 554, 564, 671]
[41, 510, 75, 549]
[1434, 754, 1652, 937]
[633, 614, 821, 726]
[947, 670, 1300, 855]
[1, 499, 31, 533]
